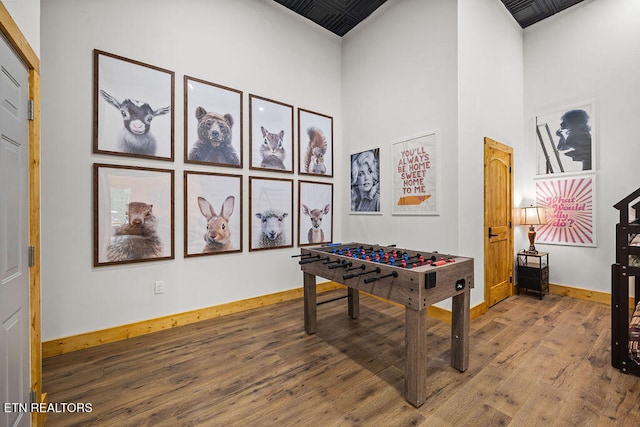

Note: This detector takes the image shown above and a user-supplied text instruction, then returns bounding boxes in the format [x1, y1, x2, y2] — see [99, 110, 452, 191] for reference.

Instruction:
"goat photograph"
[298, 180, 333, 246]
[298, 108, 333, 177]
[249, 94, 294, 173]
[184, 171, 242, 257]
[249, 177, 293, 251]
[185, 76, 243, 167]
[94, 164, 174, 266]
[94, 50, 174, 160]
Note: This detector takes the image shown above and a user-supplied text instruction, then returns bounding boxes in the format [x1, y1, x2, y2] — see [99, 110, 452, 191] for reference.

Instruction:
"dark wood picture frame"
[184, 76, 243, 168]
[93, 49, 175, 161]
[249, 94, 294, 173]
[298, 108, 333, 177]
[94, 163, 175, 266]
[249, 176, 294, 251]
[298, 180, 333, 247]
[184, 171, 243, 257]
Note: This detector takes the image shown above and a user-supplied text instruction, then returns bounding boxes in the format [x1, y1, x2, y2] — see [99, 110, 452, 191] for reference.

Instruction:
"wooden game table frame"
[297, 243, 474, 407]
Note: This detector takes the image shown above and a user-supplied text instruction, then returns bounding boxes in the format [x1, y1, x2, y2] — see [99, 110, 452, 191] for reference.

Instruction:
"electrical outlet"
[154, 280, 165, 295]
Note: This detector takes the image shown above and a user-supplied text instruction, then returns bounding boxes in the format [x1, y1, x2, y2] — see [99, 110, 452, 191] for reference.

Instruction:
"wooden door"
[0, 32, 30, 427]
[484, 137, 513, 307]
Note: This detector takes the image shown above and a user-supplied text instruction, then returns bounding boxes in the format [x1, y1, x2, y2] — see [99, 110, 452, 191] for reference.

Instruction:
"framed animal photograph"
[391, 131, 439, 216]
[350, 147, 381, 214]
[184, 76, 243, 168]
[535, 99, 596, 177]
[94, 49, 174, 161]
[94, 163, 174, 267]
[249, 94, 294, 173]
[184, 171, 242, 257]
[298, 181, 333, 247]
[298, 108, 333, 177]
[249, 177, 293, 251]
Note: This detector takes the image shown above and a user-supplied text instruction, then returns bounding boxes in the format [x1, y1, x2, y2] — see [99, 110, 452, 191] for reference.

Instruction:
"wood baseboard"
[43, 282, 343, 358]
[43, 281, 616, 358]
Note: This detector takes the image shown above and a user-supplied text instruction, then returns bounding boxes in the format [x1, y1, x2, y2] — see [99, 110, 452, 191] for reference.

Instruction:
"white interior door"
[0, 33, 30, 427]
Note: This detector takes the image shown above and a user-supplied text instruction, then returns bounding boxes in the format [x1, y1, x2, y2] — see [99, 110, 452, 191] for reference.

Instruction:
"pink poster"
[535, 176, 596, 247]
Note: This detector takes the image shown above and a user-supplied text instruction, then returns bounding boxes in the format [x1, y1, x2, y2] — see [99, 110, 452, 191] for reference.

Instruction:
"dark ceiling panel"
[273, 0, 586, 36]
[502, 0, 586, 28]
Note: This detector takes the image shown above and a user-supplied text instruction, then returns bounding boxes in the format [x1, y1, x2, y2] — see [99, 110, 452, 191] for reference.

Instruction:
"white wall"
[40, 0, 343, 341]
[342, 0, 459, 252]
[342, 0, 524, 308]
[458, 0, 524, 307]
[523, 0, 640, 292]
[1, 0, 39, 56]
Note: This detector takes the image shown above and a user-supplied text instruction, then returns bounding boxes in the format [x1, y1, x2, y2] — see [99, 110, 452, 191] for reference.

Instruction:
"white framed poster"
[535, 175, 596, 247]
[391, 132, 438, 215]
[535, 100, 595, 177]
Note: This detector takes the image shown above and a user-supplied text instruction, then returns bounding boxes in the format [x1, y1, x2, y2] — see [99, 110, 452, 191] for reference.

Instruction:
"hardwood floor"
[42, 290, 640, 426]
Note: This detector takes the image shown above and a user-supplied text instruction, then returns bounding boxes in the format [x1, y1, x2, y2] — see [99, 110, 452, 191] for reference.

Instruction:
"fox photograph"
[94, 164, 174, 266]
[184, 172, 242, 257]
[249, 95, 294, 173]
[298, 181, 333, 247]
[184, 76, 243, 167]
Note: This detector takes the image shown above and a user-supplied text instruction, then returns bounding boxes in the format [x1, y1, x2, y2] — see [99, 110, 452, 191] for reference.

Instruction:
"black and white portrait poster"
[350, 148, 380, 214]
[535, 100, 595, 176]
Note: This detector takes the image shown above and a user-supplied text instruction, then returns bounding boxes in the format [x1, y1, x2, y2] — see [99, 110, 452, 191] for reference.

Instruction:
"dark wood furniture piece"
[296, 242, 474, 408]
[516, 251, 549, 299]
[611, 188, 640, 376]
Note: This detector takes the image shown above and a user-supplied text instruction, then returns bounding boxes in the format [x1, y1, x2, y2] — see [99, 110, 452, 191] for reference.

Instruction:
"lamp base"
[527, 226, 538, 253]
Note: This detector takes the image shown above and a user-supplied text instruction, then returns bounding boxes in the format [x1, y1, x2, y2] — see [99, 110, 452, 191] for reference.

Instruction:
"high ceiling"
[273, 0, 586, 37]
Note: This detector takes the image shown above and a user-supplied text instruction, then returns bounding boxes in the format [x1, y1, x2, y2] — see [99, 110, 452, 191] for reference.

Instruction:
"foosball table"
[294, 242, 474, 408]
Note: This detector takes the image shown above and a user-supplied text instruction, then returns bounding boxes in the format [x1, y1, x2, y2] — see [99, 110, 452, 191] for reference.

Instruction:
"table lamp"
[521, 206, 547, 253]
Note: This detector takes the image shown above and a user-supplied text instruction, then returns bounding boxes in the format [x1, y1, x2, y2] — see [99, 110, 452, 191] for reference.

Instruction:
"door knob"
[488, 227, 498, 238]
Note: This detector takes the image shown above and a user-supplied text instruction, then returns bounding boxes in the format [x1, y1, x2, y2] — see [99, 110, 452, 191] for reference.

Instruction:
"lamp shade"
[521, 206, 547, 226]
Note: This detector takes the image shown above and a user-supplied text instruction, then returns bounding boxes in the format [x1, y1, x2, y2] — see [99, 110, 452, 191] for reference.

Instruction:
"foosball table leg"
[348, 288, 359, 319]
[405, 306, 428, 407]
[304, 272, 317, 334]
[451, 288, 470, 372]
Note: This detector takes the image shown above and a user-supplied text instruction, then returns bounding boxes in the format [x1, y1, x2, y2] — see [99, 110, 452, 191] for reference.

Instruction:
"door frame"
[0, 5, 43, 426]
[483, 137, 514, 306]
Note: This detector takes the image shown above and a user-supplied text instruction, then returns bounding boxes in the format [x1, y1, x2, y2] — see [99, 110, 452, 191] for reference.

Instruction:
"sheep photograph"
[94, 50, 174, 160]
[298, 180, 333, 247]
[184, 171, 242, 257]
[249, 95, 294, 173]
[298, 108, 333, 177]
[249, 177, 293, 251]
[94, 164, 174, 266]
[185, 76, 243, 167]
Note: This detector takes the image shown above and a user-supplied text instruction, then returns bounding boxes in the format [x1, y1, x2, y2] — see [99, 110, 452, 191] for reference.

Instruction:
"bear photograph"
[535, 100, 595, 176]
[185, 76, 243, 167]
[249, 94, 294, 173]
[94, 164, 174, 266]
[94, 50, 174, 160]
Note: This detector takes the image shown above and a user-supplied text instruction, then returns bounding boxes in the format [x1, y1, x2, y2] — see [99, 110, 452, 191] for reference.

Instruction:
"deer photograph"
[298, 181, 333, 246]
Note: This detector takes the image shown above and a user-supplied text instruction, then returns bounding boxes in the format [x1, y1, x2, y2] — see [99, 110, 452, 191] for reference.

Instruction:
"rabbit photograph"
[94, 50, 173, 160]
[249, 94, 294, 173]
[184, 76, 243, 167]
[184, 172, 242, 257]
[94, 164, 174, 266]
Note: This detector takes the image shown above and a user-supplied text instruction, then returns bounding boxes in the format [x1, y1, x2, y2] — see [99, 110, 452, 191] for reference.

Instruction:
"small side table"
[516, 251, 549, 299]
